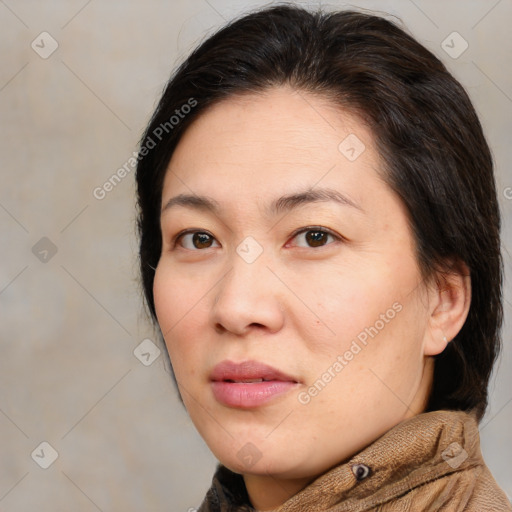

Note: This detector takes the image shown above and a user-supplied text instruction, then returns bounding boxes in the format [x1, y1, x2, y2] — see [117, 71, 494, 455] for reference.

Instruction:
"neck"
[244, 473, 313, 510]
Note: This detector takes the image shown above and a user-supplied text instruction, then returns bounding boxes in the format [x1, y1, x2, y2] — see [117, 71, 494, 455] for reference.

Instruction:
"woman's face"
[154, 87, 438, 482]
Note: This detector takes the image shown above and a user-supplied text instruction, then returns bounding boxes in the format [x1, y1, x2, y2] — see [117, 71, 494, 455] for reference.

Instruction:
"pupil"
[194, 233, 212, 248]
[306, 231, 326, 247]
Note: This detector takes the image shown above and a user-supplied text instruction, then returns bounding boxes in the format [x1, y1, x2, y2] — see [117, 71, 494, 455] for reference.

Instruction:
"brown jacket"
[198, 410, 511, 511]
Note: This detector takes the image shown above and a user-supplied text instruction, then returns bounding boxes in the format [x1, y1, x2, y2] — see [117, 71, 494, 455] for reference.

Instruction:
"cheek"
[304, 264, 405, 342]
[308, 252, 426, 366]
[153, 266, 207, 371]
[153, 260, 212, 329]
[153, 266, 177, 334]
[333, 267, 428, 390]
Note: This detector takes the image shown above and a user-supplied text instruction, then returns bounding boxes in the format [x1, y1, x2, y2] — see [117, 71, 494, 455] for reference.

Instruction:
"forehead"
[162, 86, 380, 209]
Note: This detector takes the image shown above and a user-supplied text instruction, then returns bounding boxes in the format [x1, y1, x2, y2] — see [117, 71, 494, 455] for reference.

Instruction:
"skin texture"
[153, 86, 471, 510]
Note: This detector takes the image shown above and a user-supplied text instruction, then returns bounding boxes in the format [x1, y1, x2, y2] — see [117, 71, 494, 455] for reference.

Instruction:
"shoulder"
[463, 463, 512, 511]
[373, 461, 511, 511]
[352, 410, 511, 511]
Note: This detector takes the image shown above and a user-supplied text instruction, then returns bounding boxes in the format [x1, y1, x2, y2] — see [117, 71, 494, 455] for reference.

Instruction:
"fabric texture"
[197, 409, 511, 511]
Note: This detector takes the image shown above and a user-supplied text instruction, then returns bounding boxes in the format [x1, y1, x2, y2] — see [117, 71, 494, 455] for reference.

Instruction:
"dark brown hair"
[135, 4, 502, 420]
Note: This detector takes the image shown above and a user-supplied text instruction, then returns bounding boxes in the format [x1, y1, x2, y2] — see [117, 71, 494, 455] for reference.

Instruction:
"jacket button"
[352, 463, 371, 481]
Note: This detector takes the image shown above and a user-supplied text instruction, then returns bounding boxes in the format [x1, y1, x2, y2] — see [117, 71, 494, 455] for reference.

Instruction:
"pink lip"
[210, 360, 299, 409]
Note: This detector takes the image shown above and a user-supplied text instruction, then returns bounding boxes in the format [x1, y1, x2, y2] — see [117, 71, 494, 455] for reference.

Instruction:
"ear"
[423, 261, 471, 356]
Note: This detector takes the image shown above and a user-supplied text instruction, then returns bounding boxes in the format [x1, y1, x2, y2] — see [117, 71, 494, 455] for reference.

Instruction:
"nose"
[211, 252, 285, 336]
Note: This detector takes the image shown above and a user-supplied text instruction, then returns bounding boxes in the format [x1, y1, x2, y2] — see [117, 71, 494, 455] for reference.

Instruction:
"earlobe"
[424, 263, 471, 357]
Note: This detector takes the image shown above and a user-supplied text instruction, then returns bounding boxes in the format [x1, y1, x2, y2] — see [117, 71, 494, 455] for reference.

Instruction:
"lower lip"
[211, 381, 298, 408]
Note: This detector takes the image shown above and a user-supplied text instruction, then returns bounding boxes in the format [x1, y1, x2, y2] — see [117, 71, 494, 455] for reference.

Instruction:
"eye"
[173, 226, 342, 251]
[289, 227, 341, 248]
[175, 230, 220, 250]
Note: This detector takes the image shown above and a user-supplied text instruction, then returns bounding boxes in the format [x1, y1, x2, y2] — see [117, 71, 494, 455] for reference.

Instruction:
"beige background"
[0, 0, 511, 510]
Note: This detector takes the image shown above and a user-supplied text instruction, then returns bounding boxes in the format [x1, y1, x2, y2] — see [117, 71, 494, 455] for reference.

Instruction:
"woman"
[135, 5, 511, 511]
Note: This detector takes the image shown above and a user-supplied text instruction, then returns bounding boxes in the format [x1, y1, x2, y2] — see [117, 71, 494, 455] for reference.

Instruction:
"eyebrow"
[161, 187, 363, 217]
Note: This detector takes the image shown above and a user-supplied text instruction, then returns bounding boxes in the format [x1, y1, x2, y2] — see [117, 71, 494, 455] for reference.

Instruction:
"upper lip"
[210, 360, 298, 383]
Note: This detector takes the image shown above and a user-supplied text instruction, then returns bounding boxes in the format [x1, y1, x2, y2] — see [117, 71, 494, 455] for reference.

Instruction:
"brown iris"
[305, 230, 328, 247]
[193, 233, 214, 249]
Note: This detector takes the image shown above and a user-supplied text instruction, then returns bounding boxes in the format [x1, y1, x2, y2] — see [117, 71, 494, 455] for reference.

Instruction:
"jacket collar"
[198, 409, 482, 511]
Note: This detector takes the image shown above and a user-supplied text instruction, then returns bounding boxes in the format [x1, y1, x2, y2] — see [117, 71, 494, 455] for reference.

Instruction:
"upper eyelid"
[174, 228, 217, 242]
[289, 225, 341, 240]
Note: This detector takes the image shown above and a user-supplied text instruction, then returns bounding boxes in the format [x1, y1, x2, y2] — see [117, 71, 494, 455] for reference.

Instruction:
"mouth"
[224, 378, 271, 383]
[210, 360, 299, 408]
[210, 359, 299, 383]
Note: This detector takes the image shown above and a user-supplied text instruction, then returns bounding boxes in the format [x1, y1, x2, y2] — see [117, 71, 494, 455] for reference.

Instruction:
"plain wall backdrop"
[1, 0, 511, 510]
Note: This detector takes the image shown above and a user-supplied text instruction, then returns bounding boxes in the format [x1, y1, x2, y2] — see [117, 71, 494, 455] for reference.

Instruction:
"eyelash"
[172, 226, 343, 251]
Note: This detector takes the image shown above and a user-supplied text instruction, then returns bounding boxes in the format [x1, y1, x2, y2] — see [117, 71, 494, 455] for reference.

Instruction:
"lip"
[210, 360, 299, 408]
